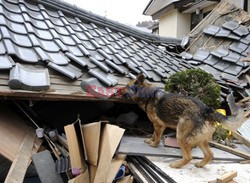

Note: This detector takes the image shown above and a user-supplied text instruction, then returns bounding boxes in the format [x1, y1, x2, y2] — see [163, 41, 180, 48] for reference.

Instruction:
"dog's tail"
[205, 107, 245, 131]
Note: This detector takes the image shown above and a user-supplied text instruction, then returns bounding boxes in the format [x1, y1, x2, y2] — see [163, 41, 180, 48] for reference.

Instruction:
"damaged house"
[0, 0, 250, 182]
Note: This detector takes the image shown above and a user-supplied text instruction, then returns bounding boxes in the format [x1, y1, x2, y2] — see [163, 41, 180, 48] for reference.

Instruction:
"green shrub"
[165, 69, 221, 109]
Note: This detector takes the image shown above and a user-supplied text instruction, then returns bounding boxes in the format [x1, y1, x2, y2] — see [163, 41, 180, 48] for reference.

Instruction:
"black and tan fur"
[122, 74, 238, 168]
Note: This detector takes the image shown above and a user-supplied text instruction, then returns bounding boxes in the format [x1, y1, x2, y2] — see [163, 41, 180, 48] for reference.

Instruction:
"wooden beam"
[209, 141, 250, 160]
[232, 131, 250, 148]
[217, 171, 237, 183]
[5, 128, 36, 183]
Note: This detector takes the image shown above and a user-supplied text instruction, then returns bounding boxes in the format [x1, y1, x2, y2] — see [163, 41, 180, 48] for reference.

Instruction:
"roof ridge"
[33, 0, 182, 45]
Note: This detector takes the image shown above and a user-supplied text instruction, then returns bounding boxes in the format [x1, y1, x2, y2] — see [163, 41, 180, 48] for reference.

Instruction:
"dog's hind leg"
[169, 139, 192, 168]
[195, 140, 213, 168]
[170, 117, 193, 168]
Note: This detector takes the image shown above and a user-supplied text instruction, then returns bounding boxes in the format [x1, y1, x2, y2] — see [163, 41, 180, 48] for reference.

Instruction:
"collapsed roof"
[181, 1, 250, 101]
[0, 0, 191, 101]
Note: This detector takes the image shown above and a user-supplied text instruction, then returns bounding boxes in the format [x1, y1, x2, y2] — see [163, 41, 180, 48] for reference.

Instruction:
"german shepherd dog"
[122, 73, 239, 168]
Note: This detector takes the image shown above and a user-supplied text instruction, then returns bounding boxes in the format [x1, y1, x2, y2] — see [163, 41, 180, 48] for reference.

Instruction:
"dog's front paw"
[195, 162, 205, 168]
[169, 161, 183, 169]
[144, 138, 153, 144]
[149, 141, 159, 148]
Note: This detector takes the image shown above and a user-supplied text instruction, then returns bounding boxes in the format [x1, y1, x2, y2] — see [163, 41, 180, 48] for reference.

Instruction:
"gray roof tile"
[67, 45, 84, 57]
[222, 51, 240, 63]
[223, 64, 242, 76]
[213, 61, 230, 71]
[0, 26, 32, 47]
[198, 64, 221, 80]
[81, 77, 112, 99]
[240, 34, 250, 44]
[153, 68, 168, 78]
[141, 62, 151, 71]
[47, 62, 80, 79]
[9, 63, 50, 91]
[203, 25, 220, 36]
[221, 73, 239, 83]
[46, 51, 70, 65]
[130, 57, 142, 67]
[88, 69, 112, 86]
[128, 72, 136, 79]
[203, 55, 219, 66]
[3, 39, 39, 63]
[105, 60, 125, 74]
[65, 52, 87, 68]
[228, 33, 241, 40]
[97, 49, 113, 60]
[89, 50, 105, 61]
[180, 52, 193, 60]
[0, 5, 24, 23]
[215, 28, 230, 37]
[229, 42, 248, 54]
[193, 48, 210, 61]
[78, 44, 91, 56]
[128, 63, 140, 74]
[89, 57, 110, 72]
[0, 54, 14, 69]
[0, 14, 27, 34]
[114, 53, 126, 64]
[147, 71, 161, 82]
[233, 25, 249, 36]
[222, 21, 239, 31]
[0, 0, 21, 13]
[211, 46, 229, 58]
[139, 67, 152, 79]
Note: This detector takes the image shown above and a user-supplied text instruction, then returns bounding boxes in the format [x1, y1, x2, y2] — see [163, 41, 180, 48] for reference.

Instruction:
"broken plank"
[209, 141, 250, 160]
[5, 127, 36, 183]
[32, 150, 63, 183]
[217, 171, 237, 183]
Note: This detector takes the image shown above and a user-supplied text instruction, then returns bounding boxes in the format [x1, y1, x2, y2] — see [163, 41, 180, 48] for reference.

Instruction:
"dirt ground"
[147, 156, 250, 183]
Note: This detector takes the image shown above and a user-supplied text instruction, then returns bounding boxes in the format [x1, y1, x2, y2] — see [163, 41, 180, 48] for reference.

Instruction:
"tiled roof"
[181, 1, 250, 101]
[0, 0, 190, 101]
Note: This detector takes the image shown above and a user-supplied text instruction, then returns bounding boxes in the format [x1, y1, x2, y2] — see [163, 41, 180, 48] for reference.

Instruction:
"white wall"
[159, 10, 178, 37]
[176, 11, 191, 38]
[159, 9, 190, 38]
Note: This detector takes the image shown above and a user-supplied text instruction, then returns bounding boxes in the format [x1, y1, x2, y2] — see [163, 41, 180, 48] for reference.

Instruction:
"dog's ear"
[136, 73, 145, 84]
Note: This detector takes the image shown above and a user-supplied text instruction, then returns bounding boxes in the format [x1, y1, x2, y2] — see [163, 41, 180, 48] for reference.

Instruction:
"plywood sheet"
[118, 136, 245, 161]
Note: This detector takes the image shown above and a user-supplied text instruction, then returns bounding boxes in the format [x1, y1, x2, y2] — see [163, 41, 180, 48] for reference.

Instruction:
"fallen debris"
[5, 127, 36, 183]
[63, 120, 126, 183]
[32, 150, 63, 183]
[209, 171, 238, 183]
[0, 105, 42, 161]
[209, 141, 250, 160]
[217, 171, 237, 183]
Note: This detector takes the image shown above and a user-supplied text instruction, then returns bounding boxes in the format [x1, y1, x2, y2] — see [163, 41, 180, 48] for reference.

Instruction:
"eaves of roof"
[149, 0, 195, 19]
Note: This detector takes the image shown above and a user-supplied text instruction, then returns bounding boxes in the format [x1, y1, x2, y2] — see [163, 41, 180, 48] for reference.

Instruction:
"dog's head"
[121, 73, 148, 100]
